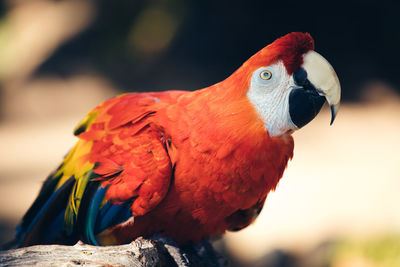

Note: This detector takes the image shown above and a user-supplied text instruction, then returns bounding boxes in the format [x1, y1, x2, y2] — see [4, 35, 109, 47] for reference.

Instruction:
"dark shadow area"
[34, 0, 400, 101]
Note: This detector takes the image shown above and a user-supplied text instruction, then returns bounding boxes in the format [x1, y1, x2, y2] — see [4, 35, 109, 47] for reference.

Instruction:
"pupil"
[260, 70, 271, 80]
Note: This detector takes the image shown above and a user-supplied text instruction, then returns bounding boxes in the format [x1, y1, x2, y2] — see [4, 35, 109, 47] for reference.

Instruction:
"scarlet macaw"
[14, 32, 340, 247]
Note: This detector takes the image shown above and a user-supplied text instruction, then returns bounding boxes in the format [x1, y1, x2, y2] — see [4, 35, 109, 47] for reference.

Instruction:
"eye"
[260, 70, 272, 80]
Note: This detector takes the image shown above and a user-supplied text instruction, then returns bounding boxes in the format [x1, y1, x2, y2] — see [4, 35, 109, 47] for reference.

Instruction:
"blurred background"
[0, 0, 399, 266]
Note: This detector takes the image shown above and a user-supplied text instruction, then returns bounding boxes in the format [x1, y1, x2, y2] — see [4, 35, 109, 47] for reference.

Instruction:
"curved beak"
[302, 50, 341, 125]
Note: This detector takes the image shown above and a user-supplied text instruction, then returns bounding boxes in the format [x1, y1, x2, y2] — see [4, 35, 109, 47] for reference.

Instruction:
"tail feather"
[17, 171, 63, 239]
[0, 239, 18, 251]
[76, 181, 132, 245]
[17, 177, 76, 247]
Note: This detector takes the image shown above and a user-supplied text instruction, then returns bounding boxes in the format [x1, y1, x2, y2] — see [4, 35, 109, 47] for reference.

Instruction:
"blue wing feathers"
[84, 184, 108, 245]
[83, 184, 132, 245]
[96, 202, 132, 235]
[15, 174, 134, 247]
[17, 177, 75, 247]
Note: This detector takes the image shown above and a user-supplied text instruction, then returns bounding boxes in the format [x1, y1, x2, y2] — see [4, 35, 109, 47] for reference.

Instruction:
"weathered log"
[0, 237, 226, 267]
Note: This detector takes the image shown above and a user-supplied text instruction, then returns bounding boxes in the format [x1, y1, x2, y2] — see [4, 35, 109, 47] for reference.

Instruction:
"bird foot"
[150, 234, 226, 267]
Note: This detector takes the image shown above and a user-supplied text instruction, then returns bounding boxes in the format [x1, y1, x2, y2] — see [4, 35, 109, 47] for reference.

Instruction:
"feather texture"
[14, 32, 316, 246]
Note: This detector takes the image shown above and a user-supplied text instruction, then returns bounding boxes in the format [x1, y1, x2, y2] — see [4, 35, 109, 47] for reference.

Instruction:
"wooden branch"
[0, 237, 226, 267]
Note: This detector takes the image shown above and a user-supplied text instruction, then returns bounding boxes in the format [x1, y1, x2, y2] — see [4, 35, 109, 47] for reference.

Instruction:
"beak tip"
[330, 105, 339, 125]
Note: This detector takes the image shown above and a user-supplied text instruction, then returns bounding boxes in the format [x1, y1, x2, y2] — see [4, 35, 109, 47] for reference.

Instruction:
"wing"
[16, 92, 181, 247]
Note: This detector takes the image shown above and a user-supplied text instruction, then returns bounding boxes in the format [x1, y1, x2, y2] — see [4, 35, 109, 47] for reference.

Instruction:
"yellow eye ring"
[260, 70, 272, 80]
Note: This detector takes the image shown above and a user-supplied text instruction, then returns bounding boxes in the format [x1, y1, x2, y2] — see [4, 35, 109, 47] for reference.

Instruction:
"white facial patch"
[246, 61, 298, 137]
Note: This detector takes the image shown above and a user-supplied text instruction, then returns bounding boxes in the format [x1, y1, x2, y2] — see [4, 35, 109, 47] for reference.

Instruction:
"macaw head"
[231, 32, 340, 137]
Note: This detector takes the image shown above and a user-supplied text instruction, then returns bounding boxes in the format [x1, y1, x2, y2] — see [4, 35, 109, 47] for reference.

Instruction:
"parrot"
[12, 32, 340, 248]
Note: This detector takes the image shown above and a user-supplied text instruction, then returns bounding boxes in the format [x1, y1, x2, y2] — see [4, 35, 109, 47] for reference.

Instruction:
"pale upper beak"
[302, 50, 341, 124]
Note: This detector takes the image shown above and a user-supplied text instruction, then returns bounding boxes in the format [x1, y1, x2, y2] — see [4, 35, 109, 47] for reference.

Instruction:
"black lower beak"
[289, 68, 326, 129]
[289, 84, 325, 129]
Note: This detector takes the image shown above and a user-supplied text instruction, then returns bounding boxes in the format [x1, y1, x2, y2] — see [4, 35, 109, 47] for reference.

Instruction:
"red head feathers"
[223, 32, 315, 96]
[240, 32, 315, 75]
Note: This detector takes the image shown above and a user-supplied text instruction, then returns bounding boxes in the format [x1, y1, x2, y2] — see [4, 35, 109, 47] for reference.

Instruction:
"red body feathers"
[17, 32, 317, 246]
[88, 86, 294, 244]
